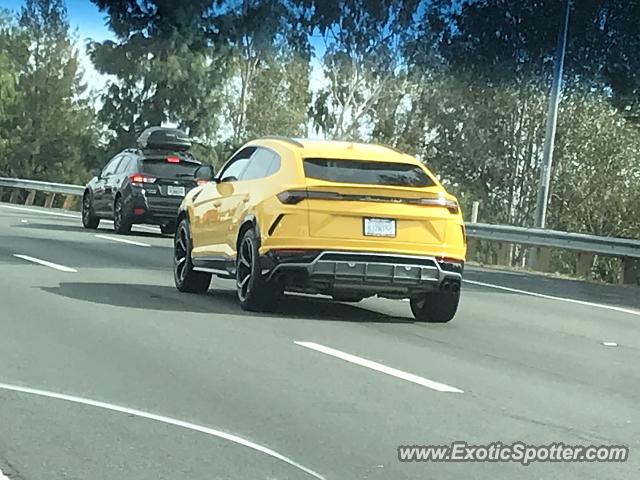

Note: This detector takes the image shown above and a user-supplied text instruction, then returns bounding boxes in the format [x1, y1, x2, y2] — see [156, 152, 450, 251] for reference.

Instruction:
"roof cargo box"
[137, 127, 191, 151]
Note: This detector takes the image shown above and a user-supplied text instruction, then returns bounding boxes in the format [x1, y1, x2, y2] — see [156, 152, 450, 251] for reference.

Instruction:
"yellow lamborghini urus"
[174, 138, 466, 322]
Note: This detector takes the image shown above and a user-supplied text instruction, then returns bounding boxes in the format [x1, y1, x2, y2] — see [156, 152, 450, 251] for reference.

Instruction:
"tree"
[211, 0, 310, 146]
[89, 0, 225, 153]
[0, 0, 98, 183]
[0, 10, 20, 175]
[308, 0, 419, 140]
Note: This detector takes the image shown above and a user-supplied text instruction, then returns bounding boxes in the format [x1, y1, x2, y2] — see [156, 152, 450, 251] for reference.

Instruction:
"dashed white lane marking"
[0, 382, 325, 480]
[601, 341, 618, 347]
[295, 341, 463, 393]
[0, 204, 79, 218]
[95, 234, 150, 247]
[13, 254, 77, 273]
[464, 279, 640, 317]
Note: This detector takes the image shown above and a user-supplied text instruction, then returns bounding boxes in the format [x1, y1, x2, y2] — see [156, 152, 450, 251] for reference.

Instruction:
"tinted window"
[141, 159, 201, 178]
[241, 148, 280, 180]
[303, 159, 435, 187]
[102, 155, 123, 176]
[115, 155, 134, 174]
[219, 147, 256, 182]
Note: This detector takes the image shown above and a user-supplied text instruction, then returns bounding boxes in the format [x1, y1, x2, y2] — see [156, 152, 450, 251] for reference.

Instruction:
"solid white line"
[13, 254, 77, 273]
[463, 279, 640, 317]
[0, 382, 325, 480]
[95, 234, 150, 247]
[295, 341, 463, 393]
[0, 204, 79, 218]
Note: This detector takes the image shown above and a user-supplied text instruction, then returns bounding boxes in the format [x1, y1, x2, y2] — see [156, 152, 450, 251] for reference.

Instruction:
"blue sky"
[0, 0, 113, 41]
[0, 0, 327, 100]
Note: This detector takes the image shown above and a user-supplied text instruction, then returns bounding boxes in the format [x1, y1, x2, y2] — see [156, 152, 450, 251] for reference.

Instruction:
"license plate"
[363, 217, 396, 237]
[167, 186, 185, 196]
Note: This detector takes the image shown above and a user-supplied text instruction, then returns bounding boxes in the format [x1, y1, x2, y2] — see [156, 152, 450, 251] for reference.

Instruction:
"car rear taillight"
[417, 196, 459, 214]
[166, 155, 180, 163]
[445, 199, 459, 214]
[437, 257, 464, 274]
[277, 189, 344, 204]
[129, 173, 157, 185]
[276, 190, 308, 204]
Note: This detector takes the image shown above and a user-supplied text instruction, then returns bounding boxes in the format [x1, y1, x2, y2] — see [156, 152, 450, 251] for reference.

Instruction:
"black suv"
[82, 127, 205, 235]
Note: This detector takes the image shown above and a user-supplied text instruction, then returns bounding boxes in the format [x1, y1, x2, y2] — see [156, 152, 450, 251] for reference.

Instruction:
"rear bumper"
[130, 190, 181, 224]
[262, 250, 462, 299]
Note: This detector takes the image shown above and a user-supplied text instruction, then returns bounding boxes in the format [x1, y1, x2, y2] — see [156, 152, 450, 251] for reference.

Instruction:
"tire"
[81, 192, 100, 229]
[332, 293, 364, 303]
[161, 222, 176, 235]
[113, 196, 132, 234]
[173, 218, 211, 293]
[410, 291, 460, 323]
[236, 228, 283, 312]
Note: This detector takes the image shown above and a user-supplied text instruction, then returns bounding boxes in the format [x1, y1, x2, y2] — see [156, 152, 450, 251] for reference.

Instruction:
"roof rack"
[260, 136, 304, 148]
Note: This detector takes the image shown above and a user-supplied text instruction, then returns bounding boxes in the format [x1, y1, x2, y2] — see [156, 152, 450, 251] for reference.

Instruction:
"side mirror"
[90, 168, 101, 178]
[194, 165, 215, 183]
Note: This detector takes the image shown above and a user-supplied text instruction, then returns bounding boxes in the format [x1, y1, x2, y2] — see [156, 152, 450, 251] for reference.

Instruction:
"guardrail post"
[471, 201, 479, 223]
[622, 257, 640, 285]
[532, 247, 551, 272]
[25, 190, 36, 206]
[44, 192, 56, 208]
[496, 243, 513, 266]
[575, 252, 594, 278]
[9, 189, 20, 204]
[466, 238, 478, 261]
[62, 194, 75, 210]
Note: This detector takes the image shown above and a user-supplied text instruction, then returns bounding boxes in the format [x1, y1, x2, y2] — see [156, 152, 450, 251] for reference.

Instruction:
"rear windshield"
[303, 158, 435, 187]
[141, 159, 200, 178]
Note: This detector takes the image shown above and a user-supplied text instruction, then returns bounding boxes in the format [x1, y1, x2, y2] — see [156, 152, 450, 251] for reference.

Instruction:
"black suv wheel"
[113, 196, 132, 234]
[81, 192, 100, 229]
[161, 222, 176, 235]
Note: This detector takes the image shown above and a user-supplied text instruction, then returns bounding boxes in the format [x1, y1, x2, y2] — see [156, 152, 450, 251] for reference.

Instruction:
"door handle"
[241, 196, 250, 203]
[212, 200, 222, 207]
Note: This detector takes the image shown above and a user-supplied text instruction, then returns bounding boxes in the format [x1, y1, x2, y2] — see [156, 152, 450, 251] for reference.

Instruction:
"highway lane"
[0, 203, 638, 479]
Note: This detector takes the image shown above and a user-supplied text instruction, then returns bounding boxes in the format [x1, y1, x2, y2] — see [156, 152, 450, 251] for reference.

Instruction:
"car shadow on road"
[13, 222, 168, 238]
[40, 282, 410, 322]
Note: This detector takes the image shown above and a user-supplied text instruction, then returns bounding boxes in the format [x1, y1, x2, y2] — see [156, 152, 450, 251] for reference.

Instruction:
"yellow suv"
[173, 138, 466, 322]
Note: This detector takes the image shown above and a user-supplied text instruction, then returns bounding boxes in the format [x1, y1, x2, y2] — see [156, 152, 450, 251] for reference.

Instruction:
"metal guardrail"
[0, 176, 638, 282]
[0, 177, 84, 196]
[466, 223, 640, 259]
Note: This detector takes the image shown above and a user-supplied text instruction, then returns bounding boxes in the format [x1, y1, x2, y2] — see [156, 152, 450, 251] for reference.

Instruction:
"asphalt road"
[0, 202, 638, 480]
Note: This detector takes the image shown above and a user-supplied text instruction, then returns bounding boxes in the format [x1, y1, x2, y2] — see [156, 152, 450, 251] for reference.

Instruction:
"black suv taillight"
[129, 173, 157, 185]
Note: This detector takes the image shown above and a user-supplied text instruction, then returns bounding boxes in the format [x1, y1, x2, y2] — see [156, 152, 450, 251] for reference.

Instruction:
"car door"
[94, 154, 123, 215]
[111, 154, 135, 208]
[224, 147, 281, 251]
[191, 147, 256, 258]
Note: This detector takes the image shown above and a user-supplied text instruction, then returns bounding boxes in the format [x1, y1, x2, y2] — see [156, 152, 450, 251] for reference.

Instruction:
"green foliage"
[0, 0, 99, 183]
[0, 0, 638, 283]
[213, 0, 311, 144]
